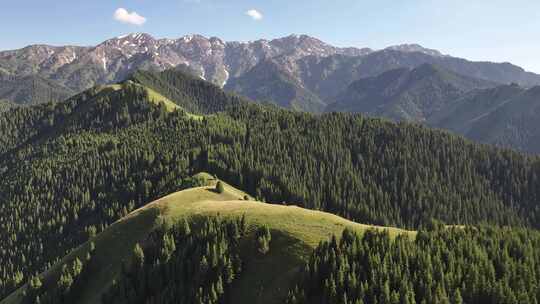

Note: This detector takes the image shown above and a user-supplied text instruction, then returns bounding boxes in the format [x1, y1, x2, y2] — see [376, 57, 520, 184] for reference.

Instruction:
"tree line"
[287, 224, 540, 304]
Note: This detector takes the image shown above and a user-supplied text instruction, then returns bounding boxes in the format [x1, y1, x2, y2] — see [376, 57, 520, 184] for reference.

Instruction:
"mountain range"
[328, 64, 540, 153]
[2, 33, 540, 153]
[226, 48, 540, 112]
[0, 33, 368, 102]
[327, 63, 497, 121]
[2, 33, 539, 105]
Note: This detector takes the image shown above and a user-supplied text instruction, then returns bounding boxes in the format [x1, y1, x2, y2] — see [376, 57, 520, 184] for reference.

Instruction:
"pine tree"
[133, 243, 145, 268]
[256, 225, 272, 255]
[29, 275, 42, 291]
[452, 289, 463, 304]
[216, 181, 225, 194]
[182, 219, 191, 235]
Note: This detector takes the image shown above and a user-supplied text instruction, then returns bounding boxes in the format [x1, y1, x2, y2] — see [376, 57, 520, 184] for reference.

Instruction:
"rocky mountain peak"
[268, 34, 370, 58]
[2, 33, 540, 99]
[385, 44, 444, 57]
[101, 33, 157, 49]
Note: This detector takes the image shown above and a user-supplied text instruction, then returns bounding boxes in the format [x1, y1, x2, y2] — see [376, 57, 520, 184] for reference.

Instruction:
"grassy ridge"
[2, 174, 413, 304]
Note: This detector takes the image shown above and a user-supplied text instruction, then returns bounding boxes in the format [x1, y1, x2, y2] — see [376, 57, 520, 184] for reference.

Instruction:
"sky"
[1, 0, 539, 72]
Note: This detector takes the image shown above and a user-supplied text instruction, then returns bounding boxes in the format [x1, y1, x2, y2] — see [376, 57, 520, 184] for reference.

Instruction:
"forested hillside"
[429, 84, 540, 154]
[3, 175, 413, 304]
[327, 65, 540, 154]
[225, 57, 327, 112]
[129, 69, 244, 114]
[1, 70, 540, 299]
[0, 75, 74, 105]
[288, 225, 540, 304]
[0, 100, 17, 113]
[462, 86, 540, 153]
[327, 64, 496, 121]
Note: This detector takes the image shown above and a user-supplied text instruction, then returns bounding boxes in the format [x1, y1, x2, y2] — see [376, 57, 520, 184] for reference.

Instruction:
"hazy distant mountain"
[0, 34, 368, 94]
[225, 57, 326, 112]
[314, 49, 540, 89]
[327, 63, 540, 153]
[228, 47, 540, 111]
[0, 75, 74, 105]
[2, 33, 540, 108]
[327, 64, 496, 121]
[460, 86, 540, 152]
[385, 44, 446, 57]
[428, 84, 526, 133]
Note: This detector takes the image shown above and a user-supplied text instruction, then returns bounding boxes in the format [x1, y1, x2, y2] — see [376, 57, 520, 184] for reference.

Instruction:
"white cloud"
[245, 9, 263, 21]
[114, 8, 147, 26]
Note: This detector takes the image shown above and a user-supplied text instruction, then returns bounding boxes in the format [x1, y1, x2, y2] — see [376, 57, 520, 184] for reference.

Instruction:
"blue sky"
[1, 0, 540, 72]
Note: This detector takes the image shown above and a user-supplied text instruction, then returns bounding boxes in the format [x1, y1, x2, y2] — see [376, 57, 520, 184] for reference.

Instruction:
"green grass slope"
[2, 174, 413, 304]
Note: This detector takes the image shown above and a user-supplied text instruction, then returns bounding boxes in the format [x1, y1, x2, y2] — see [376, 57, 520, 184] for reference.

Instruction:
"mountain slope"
[2, 176, 413, 304]
[328, 67, 540, 153]
[227, 49, 540, 113]
[327, 63, 496, 121]
[2, 33, 540, 111]
[288, 48, 540, 106]
[2, 74, 540, 299]
[428, 83, 526, 133]
[0, 34, 368, 94]
[129, 69, 245, 114]
[462, 86, 540, 152]
[5, 176, 540, 304]
[0, 75, 74, 105]
[425, 83, 540, 153]
[225, 58, 326, 112]
[352, 49, 540, 86]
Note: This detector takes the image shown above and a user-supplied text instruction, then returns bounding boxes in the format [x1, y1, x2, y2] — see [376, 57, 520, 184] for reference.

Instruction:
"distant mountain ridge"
[3, 33, 540, 153]
[2, 33, 540, 108]
[0, 75, 74, 105]
[224, 56, 327, 112]
[327, 63, 497, 121]
[226, 45, 540, 112]
[455, 85, 540, 153]
[0, 33, 369, 95]
[329, 64, 540, 153]
[385, 44, 446, 57]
